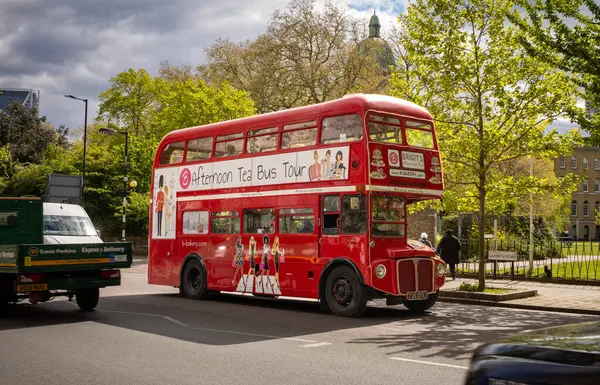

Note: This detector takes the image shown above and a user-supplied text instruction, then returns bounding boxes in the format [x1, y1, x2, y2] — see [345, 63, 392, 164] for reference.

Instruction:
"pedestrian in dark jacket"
[436, 229, 461, 280]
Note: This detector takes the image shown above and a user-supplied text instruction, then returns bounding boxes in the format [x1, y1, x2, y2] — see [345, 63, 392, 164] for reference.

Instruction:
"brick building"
[407, 207, 438, 246]
[555, 147, 600, 240]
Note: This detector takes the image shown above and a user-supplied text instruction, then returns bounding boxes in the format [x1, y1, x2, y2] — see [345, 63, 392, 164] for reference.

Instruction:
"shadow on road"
[346, 303, 598, 360]
[0, 292, 423, 346]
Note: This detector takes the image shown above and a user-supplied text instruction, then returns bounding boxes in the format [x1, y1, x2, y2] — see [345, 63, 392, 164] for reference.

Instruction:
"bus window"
[279, 208, 314, 234]
[247, 127, 279, 154]
[186, 137, 213, 162]
[321, 114, 363, 144]
[243, 208, 275, 234]
[370, 195, 405, 237]
[215, 139, 244, 158]
[342, 195, 366, 234]
[406, 121, 434, 149]
[322, 196, 340, 235]
[367, 113, 402, 144]
[159, 141, 185, 165]
[282, 121, 317, 149]
[211, 211, 240, 234]
[182, 210, 208, 234]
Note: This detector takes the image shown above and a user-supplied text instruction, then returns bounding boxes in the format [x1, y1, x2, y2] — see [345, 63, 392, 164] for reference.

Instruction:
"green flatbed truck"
[0, 197, 132, 311]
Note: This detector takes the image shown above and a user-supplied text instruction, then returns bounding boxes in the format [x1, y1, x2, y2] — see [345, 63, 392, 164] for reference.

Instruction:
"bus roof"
[161, 94, 433, 144]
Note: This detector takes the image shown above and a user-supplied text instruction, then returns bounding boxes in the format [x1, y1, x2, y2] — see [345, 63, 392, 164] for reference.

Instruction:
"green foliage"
[457, 282, 511, 293]
[509, 0, 600, 141]
[0, 103, 57, 164]
[392, 0, 581, 289]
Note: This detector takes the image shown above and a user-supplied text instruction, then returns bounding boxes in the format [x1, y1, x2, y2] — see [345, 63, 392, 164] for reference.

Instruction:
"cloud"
[0, 0, 398, 132]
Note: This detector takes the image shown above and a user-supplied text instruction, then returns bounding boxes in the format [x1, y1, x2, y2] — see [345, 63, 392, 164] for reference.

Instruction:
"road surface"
[1, 264, 596, 385]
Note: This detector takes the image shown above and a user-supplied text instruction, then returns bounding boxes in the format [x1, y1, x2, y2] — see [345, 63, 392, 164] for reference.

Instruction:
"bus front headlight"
[375, 264, 387, 278]
[436, 263, 445, 277]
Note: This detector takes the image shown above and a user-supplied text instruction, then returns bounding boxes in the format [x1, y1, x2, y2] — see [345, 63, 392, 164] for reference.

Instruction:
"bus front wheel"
[181, 259, 208, 300]
[325, 265, 368, 317]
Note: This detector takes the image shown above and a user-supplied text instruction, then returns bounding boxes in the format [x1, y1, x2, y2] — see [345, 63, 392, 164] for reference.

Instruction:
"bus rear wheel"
[402, 291, 438, 313]
[181, 259, 208, 300]
[325, 265, 368, 317]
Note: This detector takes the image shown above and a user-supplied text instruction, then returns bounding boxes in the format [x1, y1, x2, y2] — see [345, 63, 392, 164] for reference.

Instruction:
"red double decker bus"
[148, 94, 446, 317]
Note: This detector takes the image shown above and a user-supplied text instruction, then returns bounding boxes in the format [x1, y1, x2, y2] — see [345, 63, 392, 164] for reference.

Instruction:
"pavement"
[442, 277, 600, 315]
[1, 263, 599, 385]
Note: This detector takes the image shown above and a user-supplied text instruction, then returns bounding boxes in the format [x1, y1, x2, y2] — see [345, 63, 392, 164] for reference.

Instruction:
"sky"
[0, 0, 403, 133]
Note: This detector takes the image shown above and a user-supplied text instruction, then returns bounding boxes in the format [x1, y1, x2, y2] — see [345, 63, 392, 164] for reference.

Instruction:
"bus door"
[320, 194, 368, 271]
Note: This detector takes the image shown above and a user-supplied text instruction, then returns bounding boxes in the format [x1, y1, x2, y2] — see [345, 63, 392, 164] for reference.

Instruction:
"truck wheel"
[324, 265, 368, 317]
[181, 259, 207, 300]
[76, 288, 100, 312]
[402, 291, 439, 313]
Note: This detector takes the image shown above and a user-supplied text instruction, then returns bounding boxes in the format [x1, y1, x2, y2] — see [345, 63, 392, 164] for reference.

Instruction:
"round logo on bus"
[389, 151, 399, 166]
[180, 168, 191, 189]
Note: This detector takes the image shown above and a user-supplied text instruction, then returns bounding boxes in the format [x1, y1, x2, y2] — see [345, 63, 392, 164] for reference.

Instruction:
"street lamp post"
[64, 94, 88, 204]
[99, 128, 131, 241]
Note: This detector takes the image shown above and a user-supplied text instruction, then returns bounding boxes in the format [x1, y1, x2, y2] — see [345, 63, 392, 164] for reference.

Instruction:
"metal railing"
[455, 238, 600, 282]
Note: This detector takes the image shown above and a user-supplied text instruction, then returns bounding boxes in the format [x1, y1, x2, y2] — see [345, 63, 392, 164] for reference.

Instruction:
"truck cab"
[42, 202, 102, 244]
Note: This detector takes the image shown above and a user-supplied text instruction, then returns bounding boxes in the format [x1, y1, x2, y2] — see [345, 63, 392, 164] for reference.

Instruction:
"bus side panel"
[275, 229, 319, 298]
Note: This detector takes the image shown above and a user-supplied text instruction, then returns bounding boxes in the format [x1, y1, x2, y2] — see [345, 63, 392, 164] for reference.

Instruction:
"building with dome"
[358, 10, 395, 72]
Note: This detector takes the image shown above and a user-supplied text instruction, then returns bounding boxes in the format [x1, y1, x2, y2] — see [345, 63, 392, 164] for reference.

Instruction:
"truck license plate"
[16, 284, 48, 292]
[407, 291, 428, 301]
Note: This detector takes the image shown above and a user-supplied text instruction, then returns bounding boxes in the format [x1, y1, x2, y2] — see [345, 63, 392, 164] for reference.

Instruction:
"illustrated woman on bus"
[320, 149, 333, 179]
[232, 235, 245, 286]
[271, 236, 283, 289]
[246, 236, 257, 285]
[259, 234, 271, 289]
[309, 150, 321, 181]
[333, 151, 346, 179]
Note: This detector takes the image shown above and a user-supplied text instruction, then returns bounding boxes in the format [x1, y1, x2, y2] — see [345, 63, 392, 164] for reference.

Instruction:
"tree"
[0, 103, 57, 164]
[97, 68, 157, 135]
[199, 0, 387, 113]
[153, 78, 255, 136]
[391, 0, 581, 289]
[509, 0, 600, 140]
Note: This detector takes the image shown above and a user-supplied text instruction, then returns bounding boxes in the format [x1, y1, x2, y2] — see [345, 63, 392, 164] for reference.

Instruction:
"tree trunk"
[478, 176, 486, 291]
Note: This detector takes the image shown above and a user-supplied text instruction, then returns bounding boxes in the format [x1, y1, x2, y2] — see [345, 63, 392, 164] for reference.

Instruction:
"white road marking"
[300, 342, 332, 348]
[100, 309, 318, 343]
[390, 357, 468, 370]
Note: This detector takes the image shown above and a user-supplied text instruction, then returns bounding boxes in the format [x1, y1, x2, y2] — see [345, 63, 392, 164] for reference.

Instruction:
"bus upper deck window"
[159, 141, 185, 165]
[321, 114, 363, 144]
[367, 114, 401, 144]
[186, 137, 213, 162]
[247, 127, 279, 154]
[282, 121, 317, 149]
[405, 121, 434, 149]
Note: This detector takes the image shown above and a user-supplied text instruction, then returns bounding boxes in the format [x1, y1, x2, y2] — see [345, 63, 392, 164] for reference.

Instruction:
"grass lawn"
[456, 282, 512, 294]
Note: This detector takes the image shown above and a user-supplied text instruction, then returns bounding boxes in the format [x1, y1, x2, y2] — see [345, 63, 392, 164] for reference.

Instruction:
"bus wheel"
[75, 288, 100, 312]
[325, 265, 367, 317]
[402, 291, 438, 313]
[182, 259, 207, 300]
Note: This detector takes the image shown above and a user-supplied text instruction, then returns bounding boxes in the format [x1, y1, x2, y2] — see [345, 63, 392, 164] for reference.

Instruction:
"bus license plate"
[407, 291, 428, 301]
[16, 284, 48, 292]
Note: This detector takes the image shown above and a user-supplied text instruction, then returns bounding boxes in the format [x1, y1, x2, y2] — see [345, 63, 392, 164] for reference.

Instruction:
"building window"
[571, 200, 577, 216]
[596, 201, 600, 215]
[596, 179, 600, 193]
[595, 158, 600, 171]
[559, 157, 565, 169]
[571, 224, 577, 238]
[584, 157, 589, 169]
[584, 201, 589, 217]
[572, 156, 577, 169]
[584, 225, 589, 241]
[596, 225, 600, 240]
[584, 178, 589, 192]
